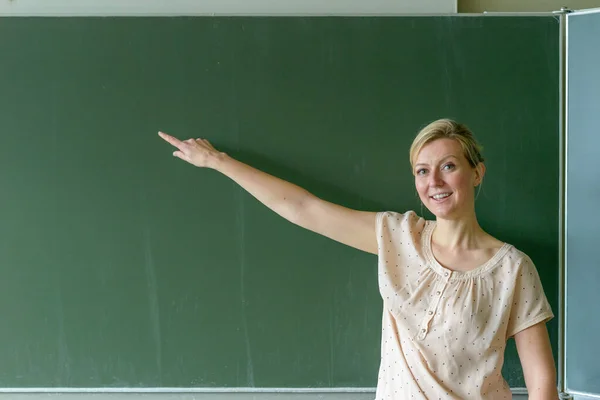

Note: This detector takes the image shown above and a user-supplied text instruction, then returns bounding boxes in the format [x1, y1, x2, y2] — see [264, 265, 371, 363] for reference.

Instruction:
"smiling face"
[413, 138, 484, 220]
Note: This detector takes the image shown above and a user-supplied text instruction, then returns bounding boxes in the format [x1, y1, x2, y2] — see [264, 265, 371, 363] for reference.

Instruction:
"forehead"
[415, 138, 463, 164]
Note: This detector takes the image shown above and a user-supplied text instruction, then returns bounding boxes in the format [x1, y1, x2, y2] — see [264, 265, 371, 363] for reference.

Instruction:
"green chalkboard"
[0, 16, 559, 388]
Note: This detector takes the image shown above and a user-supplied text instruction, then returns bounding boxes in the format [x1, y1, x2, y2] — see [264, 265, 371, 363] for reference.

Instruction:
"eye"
[442, 163, 455, 171]
[416, 168, 427, 175]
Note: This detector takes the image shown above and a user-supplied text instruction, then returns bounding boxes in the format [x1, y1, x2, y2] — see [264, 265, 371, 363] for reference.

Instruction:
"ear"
[474, 163, 486, 186]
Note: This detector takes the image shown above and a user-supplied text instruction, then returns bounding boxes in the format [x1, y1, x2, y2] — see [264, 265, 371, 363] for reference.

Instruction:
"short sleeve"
[375, 211, 402, 251]
[375, 211, 421, 250]
[506, 255, 554, 338]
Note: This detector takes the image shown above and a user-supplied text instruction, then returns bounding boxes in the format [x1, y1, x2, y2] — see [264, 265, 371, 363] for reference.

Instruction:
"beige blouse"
[375, 211, 554, 399]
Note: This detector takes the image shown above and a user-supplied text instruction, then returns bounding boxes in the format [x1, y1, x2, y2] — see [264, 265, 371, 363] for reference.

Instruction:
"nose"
[429, 170, 443, 186]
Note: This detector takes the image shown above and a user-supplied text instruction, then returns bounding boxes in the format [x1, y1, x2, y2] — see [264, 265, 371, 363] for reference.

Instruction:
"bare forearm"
[158, 131, 377, 253]
[525, 362, 558, 400]
[528, 389, 558, 400]
[211, 152, 313, 224]
[527, 376, 558, 400]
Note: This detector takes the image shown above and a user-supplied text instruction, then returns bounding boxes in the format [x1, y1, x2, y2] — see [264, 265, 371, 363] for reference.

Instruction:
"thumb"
[173, 151, 189, 162]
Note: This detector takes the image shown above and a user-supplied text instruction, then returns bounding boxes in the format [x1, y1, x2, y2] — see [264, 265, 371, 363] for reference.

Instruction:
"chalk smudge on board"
[235, 189, 255, 386]
[329, 307, 335, 386]
[144, 227, 162, 380]
[229, 49, 255, 387]
[56, 282, 72, 384]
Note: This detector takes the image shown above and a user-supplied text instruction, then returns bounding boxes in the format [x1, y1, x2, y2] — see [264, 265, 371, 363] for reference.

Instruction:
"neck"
[432, 213, 485, 250]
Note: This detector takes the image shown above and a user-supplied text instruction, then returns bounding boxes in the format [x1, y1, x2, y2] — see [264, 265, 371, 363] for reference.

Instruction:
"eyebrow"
[414, 155, 459, 168]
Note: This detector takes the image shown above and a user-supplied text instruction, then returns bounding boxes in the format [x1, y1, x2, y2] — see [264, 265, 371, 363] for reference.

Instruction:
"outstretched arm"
[158, 132, 378, 254]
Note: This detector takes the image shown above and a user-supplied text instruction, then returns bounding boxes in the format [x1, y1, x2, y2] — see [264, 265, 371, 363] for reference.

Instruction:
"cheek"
[450, 173, 475, 191]
[415, 179, 428, 198]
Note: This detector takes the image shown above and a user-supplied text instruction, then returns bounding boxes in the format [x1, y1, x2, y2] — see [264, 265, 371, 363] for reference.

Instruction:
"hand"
[158, 131, 223, 168]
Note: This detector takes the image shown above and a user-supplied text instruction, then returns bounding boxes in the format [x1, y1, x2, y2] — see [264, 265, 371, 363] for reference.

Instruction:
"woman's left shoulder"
[494, 244, 543, 278]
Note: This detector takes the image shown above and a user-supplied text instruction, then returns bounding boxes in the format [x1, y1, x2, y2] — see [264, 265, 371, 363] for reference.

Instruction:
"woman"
[158, 119, 557, 399]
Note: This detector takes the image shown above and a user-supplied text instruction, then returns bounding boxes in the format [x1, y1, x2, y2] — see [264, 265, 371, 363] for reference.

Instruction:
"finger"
[173, 151, 190, 162]
[196, 138, 211, 149]
[203, 140, 216, 150]
[158, 131, 185, 149]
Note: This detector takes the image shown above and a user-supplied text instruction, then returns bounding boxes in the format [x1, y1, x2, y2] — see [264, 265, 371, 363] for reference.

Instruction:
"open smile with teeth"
[431, 192, 452, 200]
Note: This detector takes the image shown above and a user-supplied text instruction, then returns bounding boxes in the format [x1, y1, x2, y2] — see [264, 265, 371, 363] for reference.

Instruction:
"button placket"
[417, 272, 452, 341]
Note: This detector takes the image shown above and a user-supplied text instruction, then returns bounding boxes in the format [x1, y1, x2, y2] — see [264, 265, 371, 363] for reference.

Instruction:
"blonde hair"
[409, 119, 484, 169]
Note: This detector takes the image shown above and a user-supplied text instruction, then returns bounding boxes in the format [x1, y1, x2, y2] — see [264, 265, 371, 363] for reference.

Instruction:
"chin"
[434, 213, 460, 221]
[426, 204, 459, 220]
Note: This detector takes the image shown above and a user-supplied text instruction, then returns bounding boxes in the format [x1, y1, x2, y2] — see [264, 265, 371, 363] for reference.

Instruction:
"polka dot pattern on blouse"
[374, 211, 554, 400]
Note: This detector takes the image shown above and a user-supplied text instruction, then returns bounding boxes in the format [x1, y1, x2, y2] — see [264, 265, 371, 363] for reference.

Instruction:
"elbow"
[283, 189, 314, 226]
[288, 191, 320, 228]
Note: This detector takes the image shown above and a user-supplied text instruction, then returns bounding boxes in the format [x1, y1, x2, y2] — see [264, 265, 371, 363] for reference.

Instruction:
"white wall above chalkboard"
[0, 0, 457, 16]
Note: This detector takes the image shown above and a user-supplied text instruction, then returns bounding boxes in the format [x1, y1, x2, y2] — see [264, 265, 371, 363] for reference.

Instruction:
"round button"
[421, 329, 426, 333]
[428, 311, 433, 315]
[436, 291, 441, 295]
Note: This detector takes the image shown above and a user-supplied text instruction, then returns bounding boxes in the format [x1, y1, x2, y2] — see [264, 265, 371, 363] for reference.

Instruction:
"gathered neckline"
[422, 221, 511, 280]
